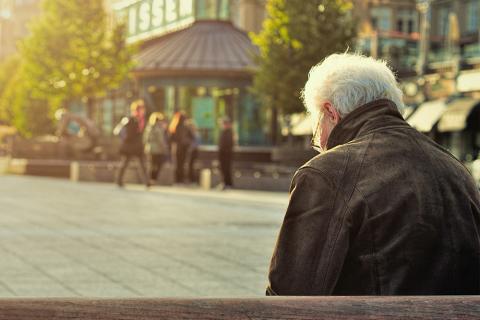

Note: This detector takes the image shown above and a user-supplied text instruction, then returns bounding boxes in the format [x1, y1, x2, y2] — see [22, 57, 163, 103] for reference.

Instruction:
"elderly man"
[267, 53, 480, 295]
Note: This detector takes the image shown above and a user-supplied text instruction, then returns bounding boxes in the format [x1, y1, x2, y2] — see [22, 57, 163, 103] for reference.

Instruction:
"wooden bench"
[0, 296, 478, 319]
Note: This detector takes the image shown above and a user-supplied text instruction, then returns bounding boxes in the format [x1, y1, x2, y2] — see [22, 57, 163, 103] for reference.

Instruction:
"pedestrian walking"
[144, 112, 170, 185]
[218, 117, 234, 189]
[168, 111, 190, 184]
[267, 53, 480, 296]
[185, 118, 200, 184]
[114, 99, 149, 188]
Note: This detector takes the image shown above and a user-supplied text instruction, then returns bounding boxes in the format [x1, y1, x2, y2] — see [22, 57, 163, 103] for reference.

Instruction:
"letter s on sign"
[139, 1, 151, 31]
[152, 0, 164, 27]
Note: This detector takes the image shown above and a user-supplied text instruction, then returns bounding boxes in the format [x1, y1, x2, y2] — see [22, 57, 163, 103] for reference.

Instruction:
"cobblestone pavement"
[0, 175, 288, 297]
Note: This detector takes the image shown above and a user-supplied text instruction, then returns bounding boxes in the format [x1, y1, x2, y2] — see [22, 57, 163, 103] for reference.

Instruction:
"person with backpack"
[114, 100, 149, 188]
[143, 112, 170, 185]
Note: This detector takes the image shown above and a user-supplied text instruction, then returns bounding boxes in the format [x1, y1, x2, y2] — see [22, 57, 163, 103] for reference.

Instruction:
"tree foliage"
[0, 0, 135, 136]
[250, 0, 356, 114]
[0, 56, 18, 122]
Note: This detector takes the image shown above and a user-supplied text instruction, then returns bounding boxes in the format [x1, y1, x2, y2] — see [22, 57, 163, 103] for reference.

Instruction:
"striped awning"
[407, 99, 448, 133]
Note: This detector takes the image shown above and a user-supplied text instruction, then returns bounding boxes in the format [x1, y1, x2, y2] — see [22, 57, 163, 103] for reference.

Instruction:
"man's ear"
[323, 102, 341, 125]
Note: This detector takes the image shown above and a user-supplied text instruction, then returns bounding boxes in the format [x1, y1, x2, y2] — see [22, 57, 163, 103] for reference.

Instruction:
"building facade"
[355, 0, 421, 77]
[0, 0, 41, 60]
[101, 0, 269, 147]
[330, 0, 480, 164]
[355, 0, 480, 100]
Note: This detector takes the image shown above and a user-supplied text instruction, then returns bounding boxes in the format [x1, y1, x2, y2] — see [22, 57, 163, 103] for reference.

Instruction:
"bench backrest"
[0, 296, 479, 319]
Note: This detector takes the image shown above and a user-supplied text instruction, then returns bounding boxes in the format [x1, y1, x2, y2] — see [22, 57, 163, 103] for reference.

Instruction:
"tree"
[0, 55, 20, 122]
[3, 0, 135, 136]
[0, 66, 54, 137]
[251, 0, 356, 115]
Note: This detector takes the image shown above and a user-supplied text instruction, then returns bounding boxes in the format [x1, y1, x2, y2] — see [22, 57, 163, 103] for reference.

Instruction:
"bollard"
[200, 168, 212, 190]
[0, 156, 10, 175]
[70, 161, 80, 182]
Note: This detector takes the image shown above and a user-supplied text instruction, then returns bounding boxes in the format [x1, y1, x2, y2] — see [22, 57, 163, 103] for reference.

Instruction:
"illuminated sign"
[116, 0, 195, 43]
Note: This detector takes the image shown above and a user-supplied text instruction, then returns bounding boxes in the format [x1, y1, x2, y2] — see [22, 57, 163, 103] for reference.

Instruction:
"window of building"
[408, 20, 414, 33]
[396, 9, 418, 34]
[397, 20, 403, 33]
[466, 0, 479, 32]
[370, 7, 392, 31]
[438, 6, 450, 37]
[195, 0, 230, 20]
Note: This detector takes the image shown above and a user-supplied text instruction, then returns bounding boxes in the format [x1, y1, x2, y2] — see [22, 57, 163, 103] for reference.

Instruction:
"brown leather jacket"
[267, 99, 480, 295]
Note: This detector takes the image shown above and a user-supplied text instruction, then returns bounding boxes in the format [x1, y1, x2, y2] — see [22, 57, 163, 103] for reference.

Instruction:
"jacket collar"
[326, 99, 407, 150]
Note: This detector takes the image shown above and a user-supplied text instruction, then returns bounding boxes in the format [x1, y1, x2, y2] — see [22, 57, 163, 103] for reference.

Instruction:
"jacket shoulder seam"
[295, 166, 338, 188]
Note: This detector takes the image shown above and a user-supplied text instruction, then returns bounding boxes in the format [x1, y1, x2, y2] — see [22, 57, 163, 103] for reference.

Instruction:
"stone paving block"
[0, 175, 287, 297]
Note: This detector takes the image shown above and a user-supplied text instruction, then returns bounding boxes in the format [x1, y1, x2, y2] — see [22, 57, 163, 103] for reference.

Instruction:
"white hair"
[302, 53, 404, 118]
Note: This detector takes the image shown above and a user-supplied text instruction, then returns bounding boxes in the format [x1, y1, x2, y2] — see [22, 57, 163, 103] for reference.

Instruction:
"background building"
[355, 0, 480, 100]
[355, 0, 420, 77]
[0, 0, 41, 60]
[101, 0, 268, 147]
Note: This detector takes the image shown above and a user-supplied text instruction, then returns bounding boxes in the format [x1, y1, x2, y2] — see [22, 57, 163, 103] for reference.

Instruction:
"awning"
[134, 21, 258, 77]
[457, 71, 480, 92]
[407, 99, 448, 132]
[437, 98, 480, 132]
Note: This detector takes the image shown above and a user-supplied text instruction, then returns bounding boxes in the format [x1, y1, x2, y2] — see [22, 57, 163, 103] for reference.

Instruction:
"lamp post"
[416, 0, 432, 102]
[416, 0, 431, 77]
[447, 12, 461, 95]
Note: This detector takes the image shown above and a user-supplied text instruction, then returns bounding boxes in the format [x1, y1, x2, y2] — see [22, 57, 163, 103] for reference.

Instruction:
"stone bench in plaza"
[0, 296, 478, 319]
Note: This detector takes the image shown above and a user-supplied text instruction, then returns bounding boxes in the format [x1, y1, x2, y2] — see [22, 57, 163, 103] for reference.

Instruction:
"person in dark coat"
[169, 111, 191, 184]
[186, 118, 200, 184]
[114, 100, 149, 188]
[218, 117, 234, 189]
[267, 53, 480, 296]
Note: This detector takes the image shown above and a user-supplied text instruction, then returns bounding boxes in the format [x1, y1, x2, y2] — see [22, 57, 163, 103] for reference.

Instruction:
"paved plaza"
[0, 175, 288, 297]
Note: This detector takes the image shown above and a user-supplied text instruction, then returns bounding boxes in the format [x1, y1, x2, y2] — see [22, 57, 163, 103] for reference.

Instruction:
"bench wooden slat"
[0, 296, 478, 320]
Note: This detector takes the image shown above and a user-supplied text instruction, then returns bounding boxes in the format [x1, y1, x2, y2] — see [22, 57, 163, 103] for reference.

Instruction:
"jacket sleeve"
[267, 167, 350, 295]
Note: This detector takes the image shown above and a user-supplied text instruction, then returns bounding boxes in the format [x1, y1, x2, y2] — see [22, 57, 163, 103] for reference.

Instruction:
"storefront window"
[195, 0, 230, 20]
[237, 92, 266, 145]
[140, 83, 268, 146]
[219, 0, 229, 19]
[178, 86, 192, 114]
[193, 95, 216, 144]
[466, 0, 479, 32]
[165, 86, 175, 115]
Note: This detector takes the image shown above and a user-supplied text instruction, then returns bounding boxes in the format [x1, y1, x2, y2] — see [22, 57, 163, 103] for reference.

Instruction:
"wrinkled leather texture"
[268, 99, 480, 295]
